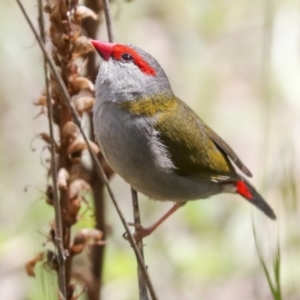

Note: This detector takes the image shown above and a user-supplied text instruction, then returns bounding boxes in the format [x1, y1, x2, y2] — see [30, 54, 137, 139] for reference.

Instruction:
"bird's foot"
[123, 222, 152, 242]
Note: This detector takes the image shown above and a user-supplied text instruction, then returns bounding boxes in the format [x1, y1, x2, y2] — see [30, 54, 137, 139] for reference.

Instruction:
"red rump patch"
[112, 45, 156, 76]
[236, 180, 253, 200]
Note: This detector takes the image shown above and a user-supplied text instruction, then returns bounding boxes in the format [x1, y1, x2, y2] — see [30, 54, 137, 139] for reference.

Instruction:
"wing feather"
[155, 98, 242, 182]
[204, 125, 252, 177]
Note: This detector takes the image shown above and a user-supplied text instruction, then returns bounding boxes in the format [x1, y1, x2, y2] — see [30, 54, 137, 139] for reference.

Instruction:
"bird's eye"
[121, 53, 133, 62]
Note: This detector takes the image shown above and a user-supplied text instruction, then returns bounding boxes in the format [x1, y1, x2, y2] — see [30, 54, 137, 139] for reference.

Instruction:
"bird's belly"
[93, 103, 221, 201]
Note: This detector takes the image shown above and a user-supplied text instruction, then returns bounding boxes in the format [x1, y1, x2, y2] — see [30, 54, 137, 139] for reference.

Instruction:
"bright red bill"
[91, 40, 115, 61]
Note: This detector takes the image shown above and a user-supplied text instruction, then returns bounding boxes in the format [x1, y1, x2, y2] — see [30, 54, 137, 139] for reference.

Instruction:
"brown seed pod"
[71, 36, 94, 60]
[67, 23, 82, 42]
[57, 168, 70, 190]
[71, 229, 104, 255]
[67, 138, 87, 156]
[34, 95, 47, 106]
[68, 179, 90, 200]
[74, 6, 98, 21]
[66, 180, 91, 224]
[64, 179, 93, 225]
[65, 197, 81, 225]
[67, 138, 99, 157]
[66, 62, 78, 77]
[74, 96, 95, 115]
[33, 95, 55, 107]
[62, 121, 79, 144]
[50, 28, 68, 53]
[71, 89, 92, 102]
[25, 252, 44, 277]
[70, 239, 85, 256]
[69, 75, 95, 94]
[43, 3, 51, 13]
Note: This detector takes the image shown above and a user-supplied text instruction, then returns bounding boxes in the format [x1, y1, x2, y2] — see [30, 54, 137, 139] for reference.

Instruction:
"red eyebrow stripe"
[111, 44, 156, 76]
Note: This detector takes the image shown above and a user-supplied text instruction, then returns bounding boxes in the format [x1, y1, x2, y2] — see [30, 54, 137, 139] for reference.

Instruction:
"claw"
[122, 222, 152, 242]
[133, 226, 151, 242]
[122, 203, 185, 242]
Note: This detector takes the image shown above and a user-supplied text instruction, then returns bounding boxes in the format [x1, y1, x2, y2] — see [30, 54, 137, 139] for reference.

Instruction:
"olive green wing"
[204, 125, 252, 177]
[155, 98, 250, 182]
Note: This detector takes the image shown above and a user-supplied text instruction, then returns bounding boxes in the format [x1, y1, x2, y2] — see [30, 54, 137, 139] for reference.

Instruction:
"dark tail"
[224, 177, 276, 220]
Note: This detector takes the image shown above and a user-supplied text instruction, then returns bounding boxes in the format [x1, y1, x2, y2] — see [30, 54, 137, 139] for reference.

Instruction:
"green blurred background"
[0, 0, 299, 299]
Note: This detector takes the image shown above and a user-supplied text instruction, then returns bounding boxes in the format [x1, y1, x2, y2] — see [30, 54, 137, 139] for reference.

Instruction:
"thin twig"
[16, 1, 158, 299]
[83, 2, 107, 298]
[101, 1, 151, 298]
[131, 188, 150, 300]
[102, 0, 114, 43]
[37, 0, 67, 298]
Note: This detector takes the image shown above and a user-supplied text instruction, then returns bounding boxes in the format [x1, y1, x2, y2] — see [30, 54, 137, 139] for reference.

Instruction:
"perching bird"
[91, 40, 276, 240]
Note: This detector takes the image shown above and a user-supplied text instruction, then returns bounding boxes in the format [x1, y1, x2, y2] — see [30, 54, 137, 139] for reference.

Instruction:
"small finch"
[91, 40, 276, 240]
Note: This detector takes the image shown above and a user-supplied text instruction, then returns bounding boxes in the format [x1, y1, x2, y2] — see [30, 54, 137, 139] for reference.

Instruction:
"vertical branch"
[48, 1, 73, 293]
[131, 188, 150, 300]
[37, 0, 67, 298]
[102, 0, 114, 43]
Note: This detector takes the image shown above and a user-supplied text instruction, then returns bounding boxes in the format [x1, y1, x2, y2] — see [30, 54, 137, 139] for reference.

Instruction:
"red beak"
[91, 40, 115, 61]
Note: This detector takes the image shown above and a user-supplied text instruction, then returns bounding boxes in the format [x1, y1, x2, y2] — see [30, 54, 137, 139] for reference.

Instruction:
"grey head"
[91, 40, 174, 103]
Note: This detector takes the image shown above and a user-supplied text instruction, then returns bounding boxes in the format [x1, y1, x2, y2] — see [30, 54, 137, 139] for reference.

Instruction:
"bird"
[91, 39, 276, 240]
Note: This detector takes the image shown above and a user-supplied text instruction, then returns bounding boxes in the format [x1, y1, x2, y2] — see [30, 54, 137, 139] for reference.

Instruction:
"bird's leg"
[126, 202, 187, 242]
